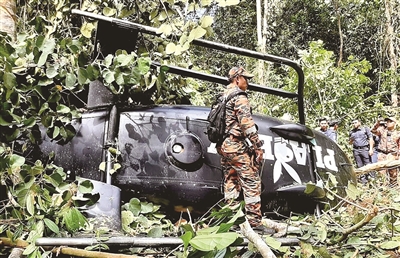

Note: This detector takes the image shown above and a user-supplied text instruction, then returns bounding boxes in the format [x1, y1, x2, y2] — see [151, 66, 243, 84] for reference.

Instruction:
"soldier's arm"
[371, 121, 383, 135]
[235, 96, 262, 148]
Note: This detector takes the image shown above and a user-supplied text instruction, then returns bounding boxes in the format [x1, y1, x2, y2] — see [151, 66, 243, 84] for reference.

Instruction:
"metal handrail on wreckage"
[71, 9, 306, 125]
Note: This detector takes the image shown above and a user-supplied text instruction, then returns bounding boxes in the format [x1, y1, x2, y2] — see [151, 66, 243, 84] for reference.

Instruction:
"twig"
[328, 206, 378, 245]
[325, 185, 368, 212]
[240, 221, 276, 258]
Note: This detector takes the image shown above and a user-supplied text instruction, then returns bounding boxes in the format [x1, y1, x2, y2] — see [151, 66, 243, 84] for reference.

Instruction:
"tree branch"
[0, 237, 142, 258]
[328, 206, 378, 245]
[240, 221, 277, 258]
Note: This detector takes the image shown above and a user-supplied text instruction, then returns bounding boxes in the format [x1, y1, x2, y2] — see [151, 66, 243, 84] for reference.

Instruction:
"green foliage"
[177, 202, 246, 257]
[121, 197, 174, 237]
[0, 147, 98, 239]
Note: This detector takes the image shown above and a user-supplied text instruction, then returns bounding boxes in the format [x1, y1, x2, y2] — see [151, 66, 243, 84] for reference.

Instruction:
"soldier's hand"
[255, 148, 264, 165]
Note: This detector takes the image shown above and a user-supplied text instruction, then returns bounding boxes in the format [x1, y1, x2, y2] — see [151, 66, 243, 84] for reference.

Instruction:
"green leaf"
[140, 202, 153, 214]
[104, 55, 113, 68]
[36, 35, 45, 48]
[128, 198, 141, 216]
[148, 227, 163, 237]
[304, 182, 326, 198]
[200, 16, 213, 28]
[116, 53, 133, 66]
[23, 117, 36, 127]
[121, 210, 134, 226]
[346, 182, 361, 200]
[56, 104, 71, 114]
[80, 22, 96, 38]
[65, 73, 77, 89]
[78, 67, 88, 84]
[52, 126, 60, 138]
[78, 180, 94, 194]
[37, 38, 56, 66]
[0, 114, 12, 126]
[3, 72, 17, 89]
[196, 226, 219, 235]
[189, 232, 238, 251]
[380, 241, 400, 250]
[99, 162, 106, 171]
[103, 70, 115, 84]
[46, 64, 58, 78]
[44, 218, 60, 234]
[63, 207, 88, 232]
[22, 243, 38, 255]
[10, 154, 25, 168]
[188, 26, 206, 42]
[138, 57, 151, 75]
[165, 42, 176, 55]
[26, 194, 35, 216]
[265, 236, 282, 250]
[86, 65, 100, 81]
[156, 24, 173, 36]
[180, 231, 193, 251]
[103, 7, 116, 17]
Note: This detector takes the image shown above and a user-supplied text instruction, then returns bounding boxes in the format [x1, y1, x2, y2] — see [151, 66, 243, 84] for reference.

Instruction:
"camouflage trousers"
[220, 151, 262, 227]
[378, 152, 399, 185]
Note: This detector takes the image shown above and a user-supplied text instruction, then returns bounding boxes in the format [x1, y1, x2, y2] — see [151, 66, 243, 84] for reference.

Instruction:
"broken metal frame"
[71, 9, 306, 125]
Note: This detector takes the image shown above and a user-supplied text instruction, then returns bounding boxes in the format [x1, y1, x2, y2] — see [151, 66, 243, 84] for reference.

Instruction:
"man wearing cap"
[372, 116, 400, 184]
[217, 66, 266, 232]
[327, 119, 339, 142]
[349, 119, 374, 168]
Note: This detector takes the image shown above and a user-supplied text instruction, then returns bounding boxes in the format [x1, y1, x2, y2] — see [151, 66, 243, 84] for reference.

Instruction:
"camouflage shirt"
[221, 84, 261, 152]
[374, 127, 400, 154]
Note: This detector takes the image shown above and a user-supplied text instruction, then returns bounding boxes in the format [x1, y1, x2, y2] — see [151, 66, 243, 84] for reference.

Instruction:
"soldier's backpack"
[206, 90, 247, 144]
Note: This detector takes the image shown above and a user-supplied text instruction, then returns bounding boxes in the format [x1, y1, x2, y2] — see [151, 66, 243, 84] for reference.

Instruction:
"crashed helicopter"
[24, 10, 356, 225]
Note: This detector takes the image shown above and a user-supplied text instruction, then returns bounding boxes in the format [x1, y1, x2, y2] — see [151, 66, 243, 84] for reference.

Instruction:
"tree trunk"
[256, 0, 265, 83]
[384, 0, 398, 107]
[333, 0, 343, 66]
[0, 0, 17, 39]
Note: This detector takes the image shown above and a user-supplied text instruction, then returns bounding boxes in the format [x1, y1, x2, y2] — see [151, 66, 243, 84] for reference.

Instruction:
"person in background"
[318, 117, 338, 142]
[317, 117, 329, 133]
[327, 119, 339, 142]
[349, 119, 374, 168]
[371, 118, 386, 163]
[371, 116, 400, 185]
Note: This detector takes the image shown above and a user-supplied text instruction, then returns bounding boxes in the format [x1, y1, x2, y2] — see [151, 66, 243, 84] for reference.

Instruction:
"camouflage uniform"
[217, 84, 263, 227]
[373, 126, 400, 182]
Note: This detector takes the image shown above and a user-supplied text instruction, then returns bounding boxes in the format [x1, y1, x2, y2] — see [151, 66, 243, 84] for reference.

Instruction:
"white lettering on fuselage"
[207, 134, 338, 184]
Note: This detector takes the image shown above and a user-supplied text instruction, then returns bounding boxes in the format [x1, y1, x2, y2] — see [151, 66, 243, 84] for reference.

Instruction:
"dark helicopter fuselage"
[35, 94, 355, 217]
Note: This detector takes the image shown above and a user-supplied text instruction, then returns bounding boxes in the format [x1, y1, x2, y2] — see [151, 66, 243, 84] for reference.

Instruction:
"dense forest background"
[0, 0, 400, 257]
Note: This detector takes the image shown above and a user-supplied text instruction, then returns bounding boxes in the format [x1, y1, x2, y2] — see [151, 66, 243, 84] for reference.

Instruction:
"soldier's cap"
[385, 117, 397, 123]
[228, 66, 254, 80]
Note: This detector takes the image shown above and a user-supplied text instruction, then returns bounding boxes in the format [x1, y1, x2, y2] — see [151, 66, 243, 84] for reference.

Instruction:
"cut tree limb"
[0, 237, 141, 258]
[240, 221, 277, 258]
[354, 160, 400, 175]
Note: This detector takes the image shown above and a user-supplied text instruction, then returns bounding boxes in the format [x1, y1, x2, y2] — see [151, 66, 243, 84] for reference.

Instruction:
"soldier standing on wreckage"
[216, 66, 267, 232]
